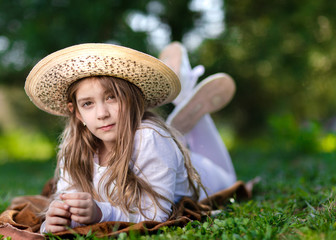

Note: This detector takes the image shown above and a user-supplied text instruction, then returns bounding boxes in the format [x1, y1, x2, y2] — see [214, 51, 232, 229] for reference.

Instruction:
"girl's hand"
[45, 199, 71, 233]
[60, 192, 102, 225]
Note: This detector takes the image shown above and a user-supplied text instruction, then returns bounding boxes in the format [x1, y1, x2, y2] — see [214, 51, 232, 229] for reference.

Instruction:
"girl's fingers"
[47, 200, 71, 219]
[46, 225, 68, 233]
[45, 215, 71, 233]
[47, 207, 71, 219]
[63, 198, 92, 209]
[61, 192, 90, 201]
[61, 193, 94, 209]
[47, 216, 71, 226]
[58, 192, 101, 225]
[70, 214, 91, 224]
[50, 199, 70, 211]
[68, 206, 88, 216]
[45, 199, 72, 233]
[61, 192, 92, 208]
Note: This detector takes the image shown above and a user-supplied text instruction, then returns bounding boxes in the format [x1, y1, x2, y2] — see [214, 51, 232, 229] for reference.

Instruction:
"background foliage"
[205, 0, 336, 135]
[0, 0, 335, 157]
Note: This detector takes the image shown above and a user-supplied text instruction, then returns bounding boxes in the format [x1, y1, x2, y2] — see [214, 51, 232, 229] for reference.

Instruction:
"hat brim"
[25, 43, 180, 116]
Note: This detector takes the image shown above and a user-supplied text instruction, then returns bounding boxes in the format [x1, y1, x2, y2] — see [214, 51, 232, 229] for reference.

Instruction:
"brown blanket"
[0, 180, 252, 239]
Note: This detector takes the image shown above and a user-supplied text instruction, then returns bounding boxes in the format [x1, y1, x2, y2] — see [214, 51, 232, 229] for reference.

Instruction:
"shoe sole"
[167, 73, 236, 134]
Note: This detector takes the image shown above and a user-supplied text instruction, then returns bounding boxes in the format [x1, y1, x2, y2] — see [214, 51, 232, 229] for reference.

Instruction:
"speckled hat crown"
[25, 43, 181, 116]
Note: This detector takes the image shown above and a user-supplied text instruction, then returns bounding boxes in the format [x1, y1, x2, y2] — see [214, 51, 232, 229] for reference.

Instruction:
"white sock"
[184, 114, 236, 181]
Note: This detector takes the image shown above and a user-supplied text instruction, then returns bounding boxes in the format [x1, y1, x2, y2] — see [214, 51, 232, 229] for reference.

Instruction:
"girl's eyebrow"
[77, 90, 111, 103]
[77, 97, 92, 103]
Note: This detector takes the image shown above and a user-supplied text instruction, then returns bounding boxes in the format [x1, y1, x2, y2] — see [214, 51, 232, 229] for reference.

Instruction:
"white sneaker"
[167, 73, 236, 134]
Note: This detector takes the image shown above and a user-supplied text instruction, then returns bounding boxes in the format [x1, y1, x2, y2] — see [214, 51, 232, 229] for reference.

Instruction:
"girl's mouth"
[99, 124, 114, 131]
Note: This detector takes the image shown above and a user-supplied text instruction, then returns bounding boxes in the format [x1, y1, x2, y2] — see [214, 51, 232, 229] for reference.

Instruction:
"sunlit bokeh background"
[1, 0, 336, 164]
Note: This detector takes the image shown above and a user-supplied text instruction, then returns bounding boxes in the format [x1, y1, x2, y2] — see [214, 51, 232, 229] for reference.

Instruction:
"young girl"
[24, 43, 236, 234]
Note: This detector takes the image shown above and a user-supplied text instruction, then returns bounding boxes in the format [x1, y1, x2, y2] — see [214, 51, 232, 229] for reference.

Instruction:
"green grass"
[0, 160, 55, 213]
[226, 147, 336, 240]
[1, 144, 336, 239]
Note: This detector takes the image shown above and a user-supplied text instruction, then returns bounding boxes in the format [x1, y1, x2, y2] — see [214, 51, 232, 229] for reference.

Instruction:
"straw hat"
[25, 43, 180, 116]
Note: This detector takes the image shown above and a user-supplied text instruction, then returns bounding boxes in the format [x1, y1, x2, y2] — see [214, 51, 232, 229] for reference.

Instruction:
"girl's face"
[73, 78, 120, 149]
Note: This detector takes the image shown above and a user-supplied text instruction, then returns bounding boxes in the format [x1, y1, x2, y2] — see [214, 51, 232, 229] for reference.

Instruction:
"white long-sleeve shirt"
[41, 121, 194, 232]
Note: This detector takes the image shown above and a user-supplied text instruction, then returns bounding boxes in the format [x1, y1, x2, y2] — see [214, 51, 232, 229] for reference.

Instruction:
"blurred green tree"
[1, 0, 336, 138]
[197, 0, 336, 135]
[0, 0, 200, 135]
[0, 0, 199, 85]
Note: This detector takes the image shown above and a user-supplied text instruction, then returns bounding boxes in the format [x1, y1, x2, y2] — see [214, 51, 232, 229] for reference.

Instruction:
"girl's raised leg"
[160, 42, 237, 183]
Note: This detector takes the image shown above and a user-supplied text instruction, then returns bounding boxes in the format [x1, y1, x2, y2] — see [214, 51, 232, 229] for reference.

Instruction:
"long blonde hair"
[55, 76, 204, 219]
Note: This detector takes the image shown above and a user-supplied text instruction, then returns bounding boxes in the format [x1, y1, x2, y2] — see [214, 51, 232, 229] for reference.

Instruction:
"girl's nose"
[96, 103, 110, 119]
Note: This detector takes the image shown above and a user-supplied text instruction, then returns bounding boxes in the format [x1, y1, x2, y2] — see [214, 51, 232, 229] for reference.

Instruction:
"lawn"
[1, 134, 336, 239]
[0, 160, 55, 213]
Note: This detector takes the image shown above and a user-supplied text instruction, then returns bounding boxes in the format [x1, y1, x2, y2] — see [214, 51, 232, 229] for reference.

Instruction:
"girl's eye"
[82, 101, 92, 107]
[106, 95, 115, 102]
